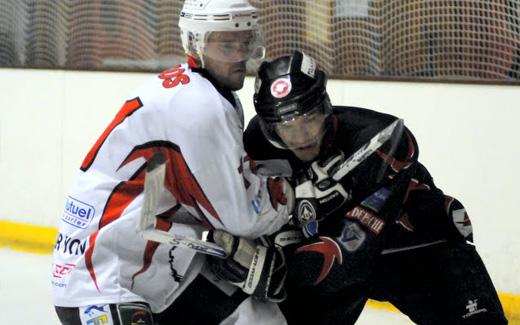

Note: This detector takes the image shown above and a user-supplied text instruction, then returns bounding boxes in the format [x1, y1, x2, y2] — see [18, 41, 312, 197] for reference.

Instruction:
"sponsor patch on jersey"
[302, 219, 319, 238]
[251, 195, 261, 214]
[345, 205, 385, 234]
[52, 262, 75, 279]
[270, 77, 292, 98]
[338, 220, 366, 252]
[361, 187, 391, 213]
[297, 199, 317, 223]
[52, 262, 75, 288]
[462, 299, 488, 319]
[80, 304, 114, 325]
[452, 207, 472, 238]
[446, 196, 473, 239]
[54, 232, 87, 255]
[62, 196, 95, 229]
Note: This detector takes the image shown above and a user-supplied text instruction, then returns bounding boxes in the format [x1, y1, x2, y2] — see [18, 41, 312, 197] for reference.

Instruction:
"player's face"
[275, 112, 327, 161]
[203, 31, 261, 90]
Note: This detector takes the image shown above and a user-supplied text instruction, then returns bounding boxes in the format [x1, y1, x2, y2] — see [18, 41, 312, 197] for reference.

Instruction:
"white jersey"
[52, 64, 289, 313]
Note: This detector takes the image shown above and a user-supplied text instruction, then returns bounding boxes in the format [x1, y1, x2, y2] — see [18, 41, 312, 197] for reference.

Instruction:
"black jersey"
[244, 106, 473, 290]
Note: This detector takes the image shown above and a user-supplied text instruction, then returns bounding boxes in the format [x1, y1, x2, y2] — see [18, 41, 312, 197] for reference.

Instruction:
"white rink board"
[0, 248, 412, 323]
[0, 68, 519, 296]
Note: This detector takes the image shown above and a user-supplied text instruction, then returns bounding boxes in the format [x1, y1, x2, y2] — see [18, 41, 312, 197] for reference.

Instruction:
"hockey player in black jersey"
[242, 51, 508, 324]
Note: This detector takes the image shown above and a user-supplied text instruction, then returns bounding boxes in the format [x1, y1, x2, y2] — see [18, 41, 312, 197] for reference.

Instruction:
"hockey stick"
[137, 152, 227, 258]
[332, 118, 404, 181]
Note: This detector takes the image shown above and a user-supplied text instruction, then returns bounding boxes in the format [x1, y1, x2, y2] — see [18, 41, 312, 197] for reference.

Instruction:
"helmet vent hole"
[235, 23, 239, 27]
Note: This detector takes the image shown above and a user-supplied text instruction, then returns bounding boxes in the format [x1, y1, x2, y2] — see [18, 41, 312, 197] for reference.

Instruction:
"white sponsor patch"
[338, 220, 366, 252]
[462, 299, 488, 319]
[270, 77, 292, 98]
[62, 196, 96, 229]
[51, 262, 75, 289]
[297, 199, 316, 223]
[452, 208, 473, 238]
[300, 53, 316, 78]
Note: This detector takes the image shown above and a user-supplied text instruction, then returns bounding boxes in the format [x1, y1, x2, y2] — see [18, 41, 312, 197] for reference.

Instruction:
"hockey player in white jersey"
[52, 1, 292, 324]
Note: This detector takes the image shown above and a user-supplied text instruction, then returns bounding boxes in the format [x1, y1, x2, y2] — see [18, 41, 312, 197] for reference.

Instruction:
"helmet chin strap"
[194, 33, 209, 69]
[197, 49, 206, 68]
[195, 38, 207, 68]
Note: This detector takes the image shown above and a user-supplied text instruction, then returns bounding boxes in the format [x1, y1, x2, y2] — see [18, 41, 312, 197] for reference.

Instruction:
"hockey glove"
[207, 230, 287, 302]
[294, 151, 350, 225]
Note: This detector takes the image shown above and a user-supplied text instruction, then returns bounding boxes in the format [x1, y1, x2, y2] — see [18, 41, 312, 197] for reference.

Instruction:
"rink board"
[0, 220, 518, 323]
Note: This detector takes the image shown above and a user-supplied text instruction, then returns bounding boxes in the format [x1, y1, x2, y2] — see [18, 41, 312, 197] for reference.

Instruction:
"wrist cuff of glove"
[242, 246, 267, 295]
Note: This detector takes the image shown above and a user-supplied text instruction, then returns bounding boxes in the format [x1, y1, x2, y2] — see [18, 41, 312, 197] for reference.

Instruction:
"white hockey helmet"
[178, 0, 265, 64]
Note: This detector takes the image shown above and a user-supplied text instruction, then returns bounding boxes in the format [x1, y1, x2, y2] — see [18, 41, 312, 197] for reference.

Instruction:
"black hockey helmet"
[253, 50, 332, 150]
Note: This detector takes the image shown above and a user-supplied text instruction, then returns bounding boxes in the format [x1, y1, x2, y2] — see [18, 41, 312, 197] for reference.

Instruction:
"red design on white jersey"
[81, 97, 144, 172]
[86, 141, 223, 290]
[52, 64, 289, 312]
[131, 215, 174, 289]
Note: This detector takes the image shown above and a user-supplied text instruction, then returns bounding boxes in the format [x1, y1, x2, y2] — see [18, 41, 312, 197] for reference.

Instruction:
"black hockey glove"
[207, 230, 287, 302]
[294, 151, 351, 226]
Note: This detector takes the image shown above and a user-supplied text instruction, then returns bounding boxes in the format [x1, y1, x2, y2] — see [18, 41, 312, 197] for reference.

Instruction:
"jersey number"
[80, 97, 144, 171]
[159, 65, 190, 89]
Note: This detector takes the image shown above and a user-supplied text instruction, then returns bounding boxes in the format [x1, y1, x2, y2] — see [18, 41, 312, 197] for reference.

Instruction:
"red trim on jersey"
[402, 178, 431, 205]
[100, 179, 145, 228]
[85, 141, 222, 289]
[85, 173, 146, 291]
[396, 178, 431, 232]
[161, 148, 222, 227]
[158, 204, 182, 220]
[397, 213, 415, 231]
[131, 216, 174, 289]
[296, 236, 343, 285]
[85, 231, 100, 291]
[119, 143, 222, 226]
[81, 97, 144, 171]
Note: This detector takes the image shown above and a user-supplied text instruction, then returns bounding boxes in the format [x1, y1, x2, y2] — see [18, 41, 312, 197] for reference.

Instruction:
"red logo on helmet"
[270, 78, 292, 98]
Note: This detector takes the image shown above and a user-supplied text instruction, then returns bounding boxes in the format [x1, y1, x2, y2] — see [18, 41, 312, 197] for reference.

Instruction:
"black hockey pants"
[280, 241, 508, 324]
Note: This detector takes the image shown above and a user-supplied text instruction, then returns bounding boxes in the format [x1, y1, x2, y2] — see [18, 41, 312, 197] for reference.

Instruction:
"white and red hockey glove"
[207, 230, 287, 302]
